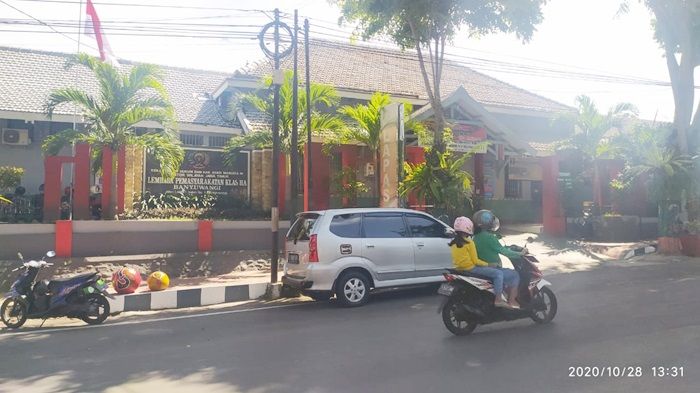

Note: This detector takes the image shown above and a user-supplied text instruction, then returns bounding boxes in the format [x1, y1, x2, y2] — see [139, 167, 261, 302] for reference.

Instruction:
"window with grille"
[505, 180, 522, 199]
[208, 135, 230, 148]
[180, 134, 204, 146]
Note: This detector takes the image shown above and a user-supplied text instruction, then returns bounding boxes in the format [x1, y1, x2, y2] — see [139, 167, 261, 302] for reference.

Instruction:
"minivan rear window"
[329, 213, 362, 238]
[287, 213, 320, 242]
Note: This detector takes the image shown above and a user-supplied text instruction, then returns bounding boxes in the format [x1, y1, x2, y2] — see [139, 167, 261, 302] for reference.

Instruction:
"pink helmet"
[453, 216, 474, 234]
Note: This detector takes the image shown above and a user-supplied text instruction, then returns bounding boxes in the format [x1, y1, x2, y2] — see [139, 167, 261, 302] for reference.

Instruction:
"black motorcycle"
[437, 239, 557, 335]
[1, 251, 112, 329]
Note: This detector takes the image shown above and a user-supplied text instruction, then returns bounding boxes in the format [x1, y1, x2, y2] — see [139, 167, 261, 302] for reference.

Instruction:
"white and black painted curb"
[623, 245, 658, 260]
[106, 282, 268, 314]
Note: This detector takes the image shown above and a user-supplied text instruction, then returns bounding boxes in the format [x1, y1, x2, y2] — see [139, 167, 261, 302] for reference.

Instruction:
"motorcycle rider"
[449, 216, 520, 309]
[473, 210, 526, 306]
[472, 210, 526, 268]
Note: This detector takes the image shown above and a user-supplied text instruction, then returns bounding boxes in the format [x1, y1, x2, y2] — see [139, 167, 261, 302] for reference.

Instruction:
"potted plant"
[680, 220, 700, 257]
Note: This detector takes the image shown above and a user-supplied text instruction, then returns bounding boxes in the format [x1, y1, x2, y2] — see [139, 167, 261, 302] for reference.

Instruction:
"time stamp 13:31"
[568, 366, 685, 378]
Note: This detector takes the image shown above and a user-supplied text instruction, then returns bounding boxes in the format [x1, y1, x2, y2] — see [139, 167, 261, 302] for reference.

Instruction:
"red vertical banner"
[55, 220, 73, 257]
[101, 147, 113, 217]
[198, 220, 213, 252]
[117, 146, 126, 214]
[73, 143, 91, 220]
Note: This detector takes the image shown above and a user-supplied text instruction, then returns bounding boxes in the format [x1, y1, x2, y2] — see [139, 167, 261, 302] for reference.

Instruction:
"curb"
[623, 244, 658, 259]
[107, 282, 269, 314]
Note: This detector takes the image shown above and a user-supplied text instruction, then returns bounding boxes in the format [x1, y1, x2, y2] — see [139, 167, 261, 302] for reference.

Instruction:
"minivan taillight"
[308, 234, 319, 262]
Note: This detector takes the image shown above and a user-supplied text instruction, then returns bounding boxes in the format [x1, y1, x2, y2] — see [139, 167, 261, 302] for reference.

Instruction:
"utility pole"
[271, 9, 281, 284]
[304, 19, 312, 211]
[290, 10, 299, 219]
[258, 10, 293, 285]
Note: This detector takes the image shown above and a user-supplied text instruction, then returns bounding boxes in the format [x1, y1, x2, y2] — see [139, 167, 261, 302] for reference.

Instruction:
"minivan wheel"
[336, 272, 370, 307]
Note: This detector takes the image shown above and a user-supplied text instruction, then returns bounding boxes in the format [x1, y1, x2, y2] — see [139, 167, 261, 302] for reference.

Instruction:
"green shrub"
[0, 166, 24, 191]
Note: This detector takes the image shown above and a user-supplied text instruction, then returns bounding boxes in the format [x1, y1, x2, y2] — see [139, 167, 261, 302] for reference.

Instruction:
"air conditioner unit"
[2, 128, 31, 145]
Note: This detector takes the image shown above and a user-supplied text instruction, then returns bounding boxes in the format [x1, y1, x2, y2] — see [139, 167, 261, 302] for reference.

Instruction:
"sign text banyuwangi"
[145, 149, 249, 198]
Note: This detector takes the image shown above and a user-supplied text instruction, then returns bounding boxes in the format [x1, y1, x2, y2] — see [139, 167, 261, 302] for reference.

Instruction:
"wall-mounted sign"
[449, 123, 488, 153]
[508, 157, 543, 181]
[145, 149, 250, 198]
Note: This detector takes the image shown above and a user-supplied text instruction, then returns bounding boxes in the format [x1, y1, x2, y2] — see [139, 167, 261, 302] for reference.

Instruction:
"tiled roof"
[235, 39, 571, 114]
[0, 46, 238, 128]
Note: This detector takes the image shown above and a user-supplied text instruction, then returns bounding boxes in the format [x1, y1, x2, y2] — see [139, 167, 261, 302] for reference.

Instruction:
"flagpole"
[68, 0, 84, 220]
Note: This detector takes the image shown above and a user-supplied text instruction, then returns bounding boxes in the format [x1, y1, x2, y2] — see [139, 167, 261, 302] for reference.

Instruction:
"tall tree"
[333, 0, 546, 154]
[620, 0, 700, 154]
[44, 53, 184, 219]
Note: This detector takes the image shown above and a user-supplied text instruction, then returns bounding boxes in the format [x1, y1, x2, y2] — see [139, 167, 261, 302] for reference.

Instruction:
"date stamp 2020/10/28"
[568, 366, 685, 378]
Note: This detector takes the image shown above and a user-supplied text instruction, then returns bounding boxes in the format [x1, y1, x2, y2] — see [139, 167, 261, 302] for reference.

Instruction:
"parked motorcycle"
[1, 251, 112, 329]
[437, 239, 557, 335]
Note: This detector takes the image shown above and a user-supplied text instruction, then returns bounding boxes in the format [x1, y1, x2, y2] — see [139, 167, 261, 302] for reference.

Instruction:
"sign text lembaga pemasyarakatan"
[145, 149, 250, 199]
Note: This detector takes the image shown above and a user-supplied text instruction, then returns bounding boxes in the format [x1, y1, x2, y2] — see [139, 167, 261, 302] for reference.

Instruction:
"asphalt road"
[1, 257, 699, 393]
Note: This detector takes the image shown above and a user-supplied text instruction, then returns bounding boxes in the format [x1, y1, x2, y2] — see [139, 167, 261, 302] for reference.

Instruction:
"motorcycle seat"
[446, 268, 493, 282]
[48, 273, 98, 291]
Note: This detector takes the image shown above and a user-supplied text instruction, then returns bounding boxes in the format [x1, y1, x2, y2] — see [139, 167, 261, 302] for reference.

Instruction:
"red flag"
[85, 0, 117, 65]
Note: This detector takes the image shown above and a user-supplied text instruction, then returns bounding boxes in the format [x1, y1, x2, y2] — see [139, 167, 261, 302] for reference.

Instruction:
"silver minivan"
[282, 208, 454, 306]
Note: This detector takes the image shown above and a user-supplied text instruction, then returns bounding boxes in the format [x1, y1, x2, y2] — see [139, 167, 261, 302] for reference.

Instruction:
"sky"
[0, 0, 698, 122]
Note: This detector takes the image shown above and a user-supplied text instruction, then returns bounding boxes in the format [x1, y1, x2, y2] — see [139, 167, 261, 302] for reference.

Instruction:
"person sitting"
[472, 210, 525, 268]
[449, 216, 520, 309]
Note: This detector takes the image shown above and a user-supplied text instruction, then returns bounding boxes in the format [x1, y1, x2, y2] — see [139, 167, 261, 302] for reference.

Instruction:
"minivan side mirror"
[444, 227, 455, 238]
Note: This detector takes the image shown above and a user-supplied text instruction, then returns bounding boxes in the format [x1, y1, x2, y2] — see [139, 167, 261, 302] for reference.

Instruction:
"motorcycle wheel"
[1, 297, 28, 329]
[441, 298, 477, 336]
[530, 287, 557, 324]
[81, 294, 110, 325]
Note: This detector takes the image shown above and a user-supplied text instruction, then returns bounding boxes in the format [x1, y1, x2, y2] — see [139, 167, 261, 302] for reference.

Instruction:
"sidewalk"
[1, 250, 286, 314]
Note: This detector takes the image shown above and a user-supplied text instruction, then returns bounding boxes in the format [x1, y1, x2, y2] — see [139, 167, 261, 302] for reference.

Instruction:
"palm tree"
[43, 53, 184, 219]
[557, 95, 638, 207]
[327, 92, 422, 201]
[400, 149, 473, 219]
[224, 70, 346, 154]
[612, 126, 696, 235]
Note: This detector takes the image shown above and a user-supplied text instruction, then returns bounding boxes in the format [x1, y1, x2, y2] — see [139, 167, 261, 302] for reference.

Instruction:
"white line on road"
[0, 302, 311, 338]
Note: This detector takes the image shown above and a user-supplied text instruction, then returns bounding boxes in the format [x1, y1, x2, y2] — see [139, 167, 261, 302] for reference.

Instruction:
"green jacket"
[473, 231, 522, 267]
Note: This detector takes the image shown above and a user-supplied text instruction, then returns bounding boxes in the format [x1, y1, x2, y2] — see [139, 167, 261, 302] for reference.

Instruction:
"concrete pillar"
[261, 149, 272, 211]
[251, 150, 263, 209]
[541, 155, 566, 237]
[101, 147, 113, 217]
[379, 103, 400, 207]
[117, 146, 126, 214]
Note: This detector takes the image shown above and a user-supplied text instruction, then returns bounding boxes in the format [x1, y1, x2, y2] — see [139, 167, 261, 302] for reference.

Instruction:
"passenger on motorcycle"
[449, 216, 520, 309]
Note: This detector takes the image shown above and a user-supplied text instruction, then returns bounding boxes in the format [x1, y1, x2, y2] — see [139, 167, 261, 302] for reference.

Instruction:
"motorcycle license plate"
[437, 283, 454, 296]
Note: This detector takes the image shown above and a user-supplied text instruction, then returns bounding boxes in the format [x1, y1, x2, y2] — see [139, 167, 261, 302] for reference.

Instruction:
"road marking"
[0, 302, 311, 337]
